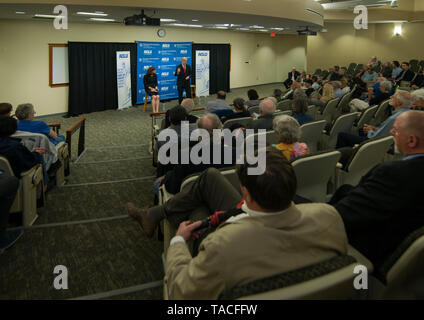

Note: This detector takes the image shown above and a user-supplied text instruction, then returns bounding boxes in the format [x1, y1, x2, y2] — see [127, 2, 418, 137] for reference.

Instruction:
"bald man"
[330, 110, 424, 269]
[175, 57, 192, 104]
[251, 99, 276, 131]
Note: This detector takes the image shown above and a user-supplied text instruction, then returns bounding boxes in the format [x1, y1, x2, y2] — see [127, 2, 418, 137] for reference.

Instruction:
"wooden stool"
[143, 92, 148, 112]
[190, 84, 199, 104]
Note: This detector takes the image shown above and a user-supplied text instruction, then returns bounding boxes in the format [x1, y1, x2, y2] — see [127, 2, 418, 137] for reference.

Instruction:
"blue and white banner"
[195, 50, 210, 97]
[116, 51, 132, 109]
[136, 41, 192, 104]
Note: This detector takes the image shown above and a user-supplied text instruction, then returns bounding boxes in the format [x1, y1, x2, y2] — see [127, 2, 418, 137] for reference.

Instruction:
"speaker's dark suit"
[174, 64, 192, 104]
[331, 156, 424, 268]
[283, 71, 301, 89]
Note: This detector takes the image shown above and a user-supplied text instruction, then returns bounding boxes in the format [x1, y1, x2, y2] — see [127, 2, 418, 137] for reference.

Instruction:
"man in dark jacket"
[251, 99, 276, 131]
[174, 57, 192, 104]
[330, 110, 424, 269]
[283, 67, 300, 89]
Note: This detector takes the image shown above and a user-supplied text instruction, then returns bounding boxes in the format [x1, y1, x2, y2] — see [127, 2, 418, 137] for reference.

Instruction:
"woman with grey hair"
[16, 103, 65, 146]
[272, 115, 309, 161]
[292, 98, 313, 125]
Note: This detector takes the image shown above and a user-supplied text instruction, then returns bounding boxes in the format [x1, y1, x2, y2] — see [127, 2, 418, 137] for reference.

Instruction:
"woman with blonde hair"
[320, 83, 335, 104]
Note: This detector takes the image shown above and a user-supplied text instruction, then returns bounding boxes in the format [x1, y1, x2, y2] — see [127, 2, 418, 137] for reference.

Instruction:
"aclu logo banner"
[195, 50, 210, 97]
[136, 41, 192, 104]
[116, 51, 132, 109]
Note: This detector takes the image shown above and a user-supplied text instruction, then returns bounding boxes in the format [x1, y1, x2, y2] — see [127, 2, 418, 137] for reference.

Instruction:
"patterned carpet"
[0, 84, 281, 300]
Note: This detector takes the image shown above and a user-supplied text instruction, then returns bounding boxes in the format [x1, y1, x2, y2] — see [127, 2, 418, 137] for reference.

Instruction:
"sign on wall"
[116, 51, 132, 110]
[136, 41, 192, 104]
[195, 50, 210, 97]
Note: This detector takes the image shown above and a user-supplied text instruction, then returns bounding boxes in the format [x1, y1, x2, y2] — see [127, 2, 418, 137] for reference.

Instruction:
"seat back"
[347, 63, 357, 75]
[273, 110, 292, 117]
[277, 99, 292, 111]
[0, 156, 42, 226]
[248, 106, 259, 115]
[181, 167, 241, 194]
[245, 130, 279, 147]
[355, 105, 378, 133]
[12, 131, 58, 170]
[321, 98, 340, 124]
[379, 226, 424, 299]
[291, 151, 341, 202]
[219, 255, 359, 300]
[306, 105, 317, 120]
[299, 120, 326, 153]
[223, 117, 253, 129]
[337, 91, 353, 116]
[343, 136, 394, 186]
[327, 112, 360, 149]
[371, 99, 390, 126]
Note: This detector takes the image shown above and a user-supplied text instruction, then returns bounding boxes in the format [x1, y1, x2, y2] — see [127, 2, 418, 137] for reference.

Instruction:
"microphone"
[194, 201, 245, 231]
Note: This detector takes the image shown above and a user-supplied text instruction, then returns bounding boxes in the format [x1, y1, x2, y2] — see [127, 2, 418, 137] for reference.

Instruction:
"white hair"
[259, 99, 276, 116]
[411, 89, 424, 102]
[380, 81, 392, 92]
[396, 90, 413, 109]
[272, 115, 301, 144]
[181, 99, 194, 113]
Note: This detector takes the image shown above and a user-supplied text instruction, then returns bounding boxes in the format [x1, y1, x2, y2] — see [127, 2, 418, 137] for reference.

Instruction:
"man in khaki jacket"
[128, 149, 348, 299]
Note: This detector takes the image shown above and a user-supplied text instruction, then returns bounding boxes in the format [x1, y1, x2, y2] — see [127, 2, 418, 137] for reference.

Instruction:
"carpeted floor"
[0, 84, 281, 300]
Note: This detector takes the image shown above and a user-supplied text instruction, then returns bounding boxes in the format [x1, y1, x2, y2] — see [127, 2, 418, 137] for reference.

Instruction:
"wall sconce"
[394, 25, 402, 36]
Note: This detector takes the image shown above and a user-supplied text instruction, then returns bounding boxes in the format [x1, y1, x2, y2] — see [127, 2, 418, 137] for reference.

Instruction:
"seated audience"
[283, 81, 301, 100]
[330, 110, 424, 269]
[273, 89, 283, 102]
[394, 62, 415, 84]
[311, 83, 335, 107]
[127, 148, 348, 299]
[164, 99, 197, 129]
[391, 61, 402, 80]
[0, 172, 22, 254]
[291, 98, 313, 126]
[380, 62, 393, 79]
[245, 89, 260, 108]
[361, 67, 378, 83]
[222, 98, 250, 123]
[0, 103, 13, 117]
[367, 56, 378, 69]
[332, 81, 344, 99]
[411, 69, 424, 90]
[153, 113, 235, 195]
[283, 67, 300, 89]
[411, 88, 424, 111]
[15, 103, 65, 146]
[340, 79, 351, 95]
[326, 66, 339, 81]
[368, 80, 392, 106]
[296, 70, 307, 83]
[336, 90, 413, 149]
[311, 76, 321, 91]
[272, 115, 309, 161]
[251, 99, 276, 131]
[304, 79, 315, 97]
[0, 116, 47, 185]
[205, 91, 231, 113]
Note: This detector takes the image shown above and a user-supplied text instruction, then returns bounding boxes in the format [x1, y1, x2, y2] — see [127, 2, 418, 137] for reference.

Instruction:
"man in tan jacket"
[128, 149, 348, 299]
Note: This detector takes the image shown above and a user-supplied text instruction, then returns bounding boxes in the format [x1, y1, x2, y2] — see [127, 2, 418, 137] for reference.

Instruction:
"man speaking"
[175, 57, 192, 104]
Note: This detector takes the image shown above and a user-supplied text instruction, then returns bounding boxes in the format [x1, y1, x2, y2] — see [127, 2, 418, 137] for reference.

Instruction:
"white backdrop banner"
[116, 51, 132, 109]
[195, 50, 210, 97]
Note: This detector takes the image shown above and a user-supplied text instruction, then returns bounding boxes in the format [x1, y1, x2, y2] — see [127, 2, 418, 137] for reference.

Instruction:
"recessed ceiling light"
[34, 14, 57, 19]
[160, 18, 176, 22]
[89, 18, 116, 22]
[250, 25, 264, 28]
[192, 19, 199, 22]
[77, 12, 108, 16]
[15, 11, 26, 14]
[215, 27, 228, 29]
[237, 28, 250, 31]
[171, 23, 203, 28]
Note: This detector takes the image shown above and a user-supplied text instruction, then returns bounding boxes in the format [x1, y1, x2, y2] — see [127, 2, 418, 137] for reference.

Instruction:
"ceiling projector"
[124, 10, 160, 26]
[297, 27, 317, 36]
